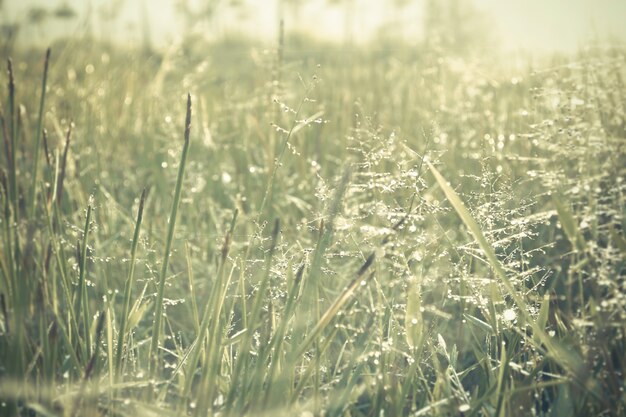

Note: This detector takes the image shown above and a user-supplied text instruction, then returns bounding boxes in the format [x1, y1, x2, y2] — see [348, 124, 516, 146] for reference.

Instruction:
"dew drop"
[503, 309, 517, 322]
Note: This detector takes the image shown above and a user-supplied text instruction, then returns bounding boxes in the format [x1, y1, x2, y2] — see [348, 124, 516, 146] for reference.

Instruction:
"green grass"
[0, 30, 624, 417]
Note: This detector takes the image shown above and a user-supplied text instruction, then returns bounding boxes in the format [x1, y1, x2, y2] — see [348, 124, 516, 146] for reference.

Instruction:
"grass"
[0, 26, 625, 417]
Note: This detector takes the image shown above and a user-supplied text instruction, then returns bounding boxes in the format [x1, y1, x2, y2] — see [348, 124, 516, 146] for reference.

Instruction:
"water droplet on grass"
[503, 309, 517, 322]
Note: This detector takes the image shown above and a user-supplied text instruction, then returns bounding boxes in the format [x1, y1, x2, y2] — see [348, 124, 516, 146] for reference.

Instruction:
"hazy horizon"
[2, 0, 626, 53]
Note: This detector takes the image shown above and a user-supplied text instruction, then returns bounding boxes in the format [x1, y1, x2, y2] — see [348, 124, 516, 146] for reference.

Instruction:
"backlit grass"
[0, 31, 624, 417]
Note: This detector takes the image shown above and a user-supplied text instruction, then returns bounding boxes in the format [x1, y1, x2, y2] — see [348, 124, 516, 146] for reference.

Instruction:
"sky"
[471, 0, 626, 51]
[2, 0, 626, 53]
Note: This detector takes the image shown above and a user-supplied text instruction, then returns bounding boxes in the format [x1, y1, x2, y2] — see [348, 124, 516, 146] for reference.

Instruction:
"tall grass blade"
[6, 59, 18, 217]
[75, 201, 93, 359]
[115, 188, 147, 377]
[426, 161, 584, 380]
[149, 93, 192, 374]
[28, 48, 51, 219]
[427, 161, 510, 285]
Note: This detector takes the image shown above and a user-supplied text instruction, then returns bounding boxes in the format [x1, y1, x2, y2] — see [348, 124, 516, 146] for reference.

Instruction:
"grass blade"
[75, 201, 93, 359]
[427, 161, 584, 380]
[28, 48, 51, 219]
[149, 93, 192, 374]
[181, 212, 236, 405]
[427, 161, 510, 285]
[115, 188, 147, 378]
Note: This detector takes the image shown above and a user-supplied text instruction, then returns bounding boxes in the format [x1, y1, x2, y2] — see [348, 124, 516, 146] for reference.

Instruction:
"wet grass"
[0, 34, 625, 416]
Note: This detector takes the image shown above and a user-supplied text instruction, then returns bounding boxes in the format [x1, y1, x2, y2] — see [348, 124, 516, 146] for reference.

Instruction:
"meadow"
[0, 25, 625, 417]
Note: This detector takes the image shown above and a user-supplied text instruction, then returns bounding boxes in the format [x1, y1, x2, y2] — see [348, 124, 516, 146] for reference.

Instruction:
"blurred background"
[1, 0, 625, 54]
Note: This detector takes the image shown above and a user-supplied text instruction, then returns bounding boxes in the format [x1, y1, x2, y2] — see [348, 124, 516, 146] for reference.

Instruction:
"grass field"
[0, 21, 625, 417]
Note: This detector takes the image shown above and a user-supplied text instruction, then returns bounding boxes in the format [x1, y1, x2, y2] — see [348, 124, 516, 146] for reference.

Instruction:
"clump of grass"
[0, 32, 624, 417]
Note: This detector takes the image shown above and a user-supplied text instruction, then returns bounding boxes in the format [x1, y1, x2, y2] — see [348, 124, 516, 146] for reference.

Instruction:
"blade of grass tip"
[115, 188, 146, 378]
[28, 48, 51, 219]
[149, 93, 192, 375]
[426, 161, 583, 379]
